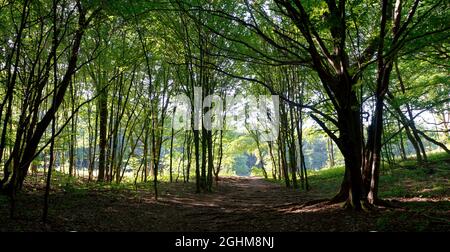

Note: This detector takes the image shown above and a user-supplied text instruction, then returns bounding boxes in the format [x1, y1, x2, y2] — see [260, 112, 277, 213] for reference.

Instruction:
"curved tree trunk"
[2, 2, 93, 193]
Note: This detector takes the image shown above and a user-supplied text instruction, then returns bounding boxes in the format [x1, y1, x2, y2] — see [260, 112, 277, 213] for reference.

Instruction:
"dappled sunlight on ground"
[0, 175, 449, 231]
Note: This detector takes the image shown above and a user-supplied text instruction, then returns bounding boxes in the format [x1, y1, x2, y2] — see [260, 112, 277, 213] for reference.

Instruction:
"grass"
[378, 152, 449, 198]
[0, 151, 448, 232]
[14, 151, 450, 203]
[263, 152, 450, 231]
[264, 152, 450, 199]
[264, 165, 346, 197]
[307, 165, 345, 197]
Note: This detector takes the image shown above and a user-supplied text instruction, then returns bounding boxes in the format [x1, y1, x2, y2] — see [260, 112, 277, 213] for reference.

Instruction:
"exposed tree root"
[303, 198, 330, 206]
[333, 195, 397, 212]
[329, 190, 349, 204]
[362, 200, 376, 212]
[369, 198, 402, 208]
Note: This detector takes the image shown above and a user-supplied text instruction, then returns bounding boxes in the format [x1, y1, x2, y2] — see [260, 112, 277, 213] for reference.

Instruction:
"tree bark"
[169, 108, 176, 183]
[97, 73, 108, 182]
[3, 2, 95, 193]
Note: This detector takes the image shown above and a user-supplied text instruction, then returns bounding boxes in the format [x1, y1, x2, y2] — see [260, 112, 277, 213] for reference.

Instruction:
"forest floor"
[0, 153, 449, 232]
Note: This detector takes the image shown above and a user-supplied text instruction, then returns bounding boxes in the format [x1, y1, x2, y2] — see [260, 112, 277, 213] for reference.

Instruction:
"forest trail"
[0, 176, 356, 231]
[150, 177, 375, 231]
[1, 176, 449, 231]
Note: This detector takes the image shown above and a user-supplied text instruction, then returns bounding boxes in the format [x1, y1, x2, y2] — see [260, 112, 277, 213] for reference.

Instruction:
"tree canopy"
[0, 0, 448, 232]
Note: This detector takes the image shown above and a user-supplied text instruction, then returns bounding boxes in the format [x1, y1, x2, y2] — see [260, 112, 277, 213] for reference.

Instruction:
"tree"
[0, 0, 100, 195]
[181, 0, 449, 209]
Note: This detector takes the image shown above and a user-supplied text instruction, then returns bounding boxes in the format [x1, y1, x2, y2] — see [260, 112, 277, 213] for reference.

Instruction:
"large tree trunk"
[317, 83, 368, 210]
[363, 0, 398, 203]
[337, 106, 364, 210]
[363, 98, 385, 205]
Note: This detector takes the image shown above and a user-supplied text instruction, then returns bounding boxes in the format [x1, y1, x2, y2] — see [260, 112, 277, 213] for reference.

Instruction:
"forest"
[0, 0, 449, 233]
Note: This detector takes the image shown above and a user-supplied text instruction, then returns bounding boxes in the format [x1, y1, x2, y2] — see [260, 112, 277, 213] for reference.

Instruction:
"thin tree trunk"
[214, 129, 224, 183]
[253, 132, 268, 179]
[43, 1, 58, 222]
[417, 130, 450, 154]
[288, 106, 298, 188]
[193, 129, 200, 193]
[4, 2, 94, 192]
[397, 121, 407, 160]
[169, 108, 176, 183]
[186, 131, 192, 183]
[206, 130, 214, 191]
[268, 142, 277, 180]
[69, 80, 75, 177]
[97, 74, 108, 182]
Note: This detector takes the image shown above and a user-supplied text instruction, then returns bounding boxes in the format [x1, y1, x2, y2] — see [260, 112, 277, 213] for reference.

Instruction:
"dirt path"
[1, 176, 449, 231]
[148, 177, 377, 232]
